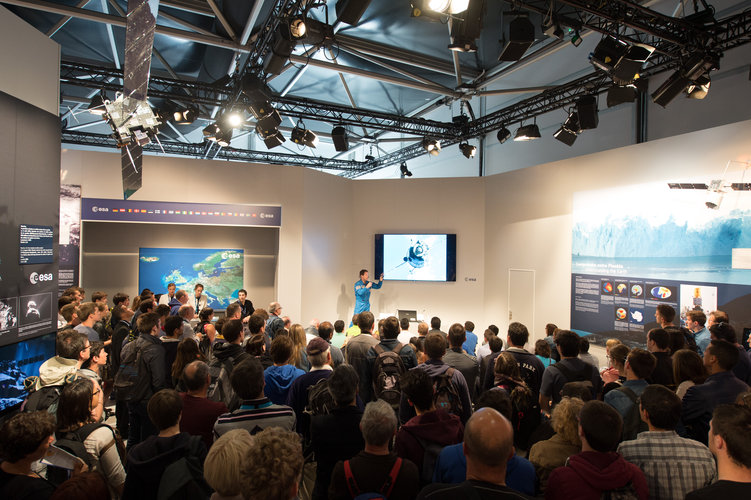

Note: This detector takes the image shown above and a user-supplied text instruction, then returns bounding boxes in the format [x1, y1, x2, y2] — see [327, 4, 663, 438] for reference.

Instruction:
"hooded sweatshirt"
[264, 364, 305, 405]
[36, 356, 78, 390]
[394, 408, 464, 479]
[545, 451, 648, 500]
[123, 432, 206, 500]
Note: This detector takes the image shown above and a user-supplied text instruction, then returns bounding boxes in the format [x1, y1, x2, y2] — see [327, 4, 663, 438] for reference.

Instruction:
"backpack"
[601, 480, 640, 500]
[551, 361, 595, 396]
[113, 340, 149, 402]
[46, 422, 106, 485]
[411, 433, 445, 485]
[344, 457, 402, 499]
[372, 344, 406, 409]
[616, 386, 648, 441]
[207, 354, 245, 411]
[304, 377, 335, 417]
[23, 371, 78, 416]
[433, 367, 463, 417]
[496, 383, 541, 450]
[156, 435, 212, 500]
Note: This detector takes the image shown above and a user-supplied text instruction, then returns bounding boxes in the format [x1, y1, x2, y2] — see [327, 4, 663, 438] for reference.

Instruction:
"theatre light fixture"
[652, 52, 719, 108]
[448, 0, 484, 52]
[203, 122, 232, 147]
[459, 142, 477, 158]
[514, 123, 541, 141]
[554, 110, 581, 146]
[422, 138, 441, 156]
[225, 111, 245, 128]
[291, 121, 319, 148]
[590, 37, 654, 85]
[686, 74, 711, 99]
[400, 162, 413, 178]
[499, 14, 535, 62]
[172, 105, 199, 125]
[497, 127, 511, 144]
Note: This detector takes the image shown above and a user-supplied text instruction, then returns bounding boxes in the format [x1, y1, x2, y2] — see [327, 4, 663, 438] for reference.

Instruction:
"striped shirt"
[213, 397, 296, 440]
[617, 430, 716, 500]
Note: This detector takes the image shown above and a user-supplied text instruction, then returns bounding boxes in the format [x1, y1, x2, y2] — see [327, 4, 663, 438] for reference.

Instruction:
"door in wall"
[508, 269, 535, 337]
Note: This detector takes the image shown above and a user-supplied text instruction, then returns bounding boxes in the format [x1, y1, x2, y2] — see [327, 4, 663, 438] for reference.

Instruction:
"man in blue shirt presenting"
[354, 269, 383, 314]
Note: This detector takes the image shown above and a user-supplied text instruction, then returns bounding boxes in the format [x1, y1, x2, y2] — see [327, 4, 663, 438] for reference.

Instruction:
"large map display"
[571, 178, 751, 348]
[139, 248, 243, 310]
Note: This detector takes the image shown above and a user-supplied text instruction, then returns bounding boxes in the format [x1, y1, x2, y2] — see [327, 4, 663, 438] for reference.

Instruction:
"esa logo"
[91, 206, 109, 213]
[29, 272, 54, 284]
[221, 252, 241, 259]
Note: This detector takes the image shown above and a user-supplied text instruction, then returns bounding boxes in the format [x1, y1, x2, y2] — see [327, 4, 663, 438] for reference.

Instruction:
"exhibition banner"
[138, 248, 244, 310]
[59, 184, 81, 295]
[571, 178, 751, 347]
[82, 198, 281, 227]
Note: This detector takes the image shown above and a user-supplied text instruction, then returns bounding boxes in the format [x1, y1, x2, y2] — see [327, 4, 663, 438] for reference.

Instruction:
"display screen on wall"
[0, 332, 56, 414]
[375, 234, 457, 282]
[138, 248, 243, 310]
[571, 178, 751, 348]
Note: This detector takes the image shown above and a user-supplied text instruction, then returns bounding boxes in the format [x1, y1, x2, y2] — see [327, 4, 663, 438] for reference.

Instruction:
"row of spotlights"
[496, 124, 542, 143]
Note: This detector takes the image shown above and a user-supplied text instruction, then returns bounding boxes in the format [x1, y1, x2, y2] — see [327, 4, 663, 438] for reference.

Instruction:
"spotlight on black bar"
[173, 105, 199, 125]
[685, 73, 711, 99]
[606, 85, 637, 108]
[497, 126, 511, 144]
[459, 142, 477, 158]
[514, 124, 541, 141]
[575, 95, 598, 130]
[571, 30, 582, 47]
[448, 0, 485, 53]
[422, 138, 441, 156]
[651, 52, 718, 108]
[291, 124, 319, 148]
[203, 122, 232, 147]
[336, 0, 373, 26]
[263, 24, 298, 75]
[499, 15, 535, 62]
[590, 37, 654, 85]
[256, 126, 285, 149]
[400, 161, 413, 178]
[553, 126, 577, 146]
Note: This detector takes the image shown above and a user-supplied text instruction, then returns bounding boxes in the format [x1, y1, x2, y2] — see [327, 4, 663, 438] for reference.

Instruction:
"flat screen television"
[0, 333, 56, 414]
[375, 234, 456, 282]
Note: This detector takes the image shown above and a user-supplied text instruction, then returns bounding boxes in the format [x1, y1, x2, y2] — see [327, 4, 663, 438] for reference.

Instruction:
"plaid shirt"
[617, 430, 716, 500]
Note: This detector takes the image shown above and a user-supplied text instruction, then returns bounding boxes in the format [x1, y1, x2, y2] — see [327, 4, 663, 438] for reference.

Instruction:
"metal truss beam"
[62, 131, 373, 172]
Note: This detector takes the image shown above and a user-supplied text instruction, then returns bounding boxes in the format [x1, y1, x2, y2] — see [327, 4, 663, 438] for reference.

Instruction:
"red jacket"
[394, 409, 463, 475]
[546, 451, 648, 500]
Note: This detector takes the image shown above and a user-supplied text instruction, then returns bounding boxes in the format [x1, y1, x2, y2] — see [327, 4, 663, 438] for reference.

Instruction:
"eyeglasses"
[83, 345, 91, 351]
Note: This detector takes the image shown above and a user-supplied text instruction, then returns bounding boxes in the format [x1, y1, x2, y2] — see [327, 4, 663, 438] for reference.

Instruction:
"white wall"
[0, 6, 59, 115]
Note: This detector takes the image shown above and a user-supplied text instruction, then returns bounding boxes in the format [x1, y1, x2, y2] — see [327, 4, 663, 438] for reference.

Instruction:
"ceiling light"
[288, 17, 307, 39]
[291, 123, 319, 148]
[336, 0, 374, 26]
[400, 162, 413, 178]
[650, 51, 721, 108]
[514, 124, 541, 141]
[575, 95, 599, 130]
[606, 85, 637, 108]
[686, 74, 711, 99]
[422, 138, 441, 155]
[332, 126, 349, 152]
[215, 128, 232, 147]
[448, 0, 483, 52]
[571, 30, 582, 47]
[497, 127, 511, 144]
[428, 0, 451, 11]
[203, 122, 232, 147]
[499, 15, 535, 62]
[172, 105, 199, 125]
[459, 142, 477, 158]
[256, 126, 286, 149]
[553, 126, 577, 146]
[226, 111, 244, 128]
[88, 93, 106, 115]
[590, 37, 654, 85]
[263, 24, 298, 75]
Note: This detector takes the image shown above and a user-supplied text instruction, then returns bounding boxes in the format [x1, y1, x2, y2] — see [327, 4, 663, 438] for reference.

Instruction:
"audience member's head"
[270, 335, 294, 365]
[328, 364, 358, 407]
[225, 303, 241, 320]
[334, 320, 345, 333]
[551, 397, 585, 446]
[155, 304, 171, 320]
[488, 335, 503, 353]
[463, 408, 514, 476]
[380, 316, 400, 340]
[656, 304, 676, 324]
[555, 330, 581, 358]
[147, 389, 182, 431]
[205, 429, 254, 498]
[49, 471, 110, 500]
[609, 344, 630, 372]
[222, 319, 244, 344]
[306, 337, 331, 368]
[507, 322, 529, 347]
[245, 334, 266, 356]
[81, 341, 106, 370]
[248, 313, 265, 335]
[475, 388, 512, 419]
[647, 328, 670, 352]
[708, 310, 729, 327]
[409, 336, 426, 364]
[351, 314, 359, 327]
[177, 304, 195, 321]
[139, 299, 155, 314]
[447, 323, 465, 348]
[579, 337, 590, 354]
[672, 349, 708, 386]
[710, 322, 738, 344]
[112, 292, 129, 307]
[57, 329, 88, 360]
[240, 428, 303, 500]
[400, 368, 434, 413]
[561, 382, 593, 401]
[545, 323, 558, 337]
[626, 348, 657, 380]
[163, 315, 182, 338]
[686, 310, 707, 329]
[424, 332, 447, 360]
[639, 384, 681, 431]
[172, 338, 204, 381]
[357, 311, 375, 333]
[360, 400, 397, 447]
[494, 352, 521, 380]
[430, 316, 441, 330]
[705, 339, 739, 372]
[708, 404, 751, 468]
[535, 339, 552, 358]
[60, 303, 79, 324]
[488, 324, 500, 336]
[317, 321, 334, 341]
[579, 401, 622, 452]
[231, 358, 265, 400]
[137, 312, 160, 336]
[199, 307, 214, 322]
[400, 317, 410, 331]
[417, 321, 429, 337]
[465, 321, 475, 333]
[0, 411, 55, 464]
[183, 360, 210, 392]
[665, 326, 691, 353]
[57, 378, 100, 432]
[605, 338, 622, 354]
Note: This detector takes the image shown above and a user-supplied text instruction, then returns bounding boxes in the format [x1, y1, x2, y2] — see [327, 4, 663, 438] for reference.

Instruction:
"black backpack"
[410, 433, 444, 485]
[46, 422, 106, 485]
[616, 386, 648, 441]
[372, 343, 406, 409]
[551, 362, 595, 397]
[433, 367, 463, 417]
[343, 457, 403, 500]
[156, 436, 212, 500]
[304, 377, 335, 418]
[207, 354, 247, 411]
[23, 371, 78, 416]
[113, 340, 148, 402]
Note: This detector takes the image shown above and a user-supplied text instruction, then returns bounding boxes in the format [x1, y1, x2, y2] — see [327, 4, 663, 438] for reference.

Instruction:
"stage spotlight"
[225, 111, 244, 128]
[606, 85, 637, 108]
[256, 125, 286, 149]
[590, 37, 654, 85]
[88, 93, 106, 115]
[263, 24, 298, 75]
[422, 138, 441, 156]
[653, 52, 719, 107]
[173, 105, 199, 125]
[400, 162, 413, 178]
[203, 122, 232, 146]
[291, 123, 319, 148]
[575, 95, 598, 130]
[288, 16, 307, 39]
[553, 126, 577, 146]
[514, 124, 541, 141]
[543, 16, 564, 40]
[497, 127, 511, 144]
[336, 0, 373, 26]
[686, 74, 711, 99]
[499, 15, 535, 61]
[202, 122, 220, 140]
[459, 142, 477, 158]
[563, 111, 581, 133]
[448, 0, 484, 52]
[427, 0, 469, 14]
[249, 101, 282, 132]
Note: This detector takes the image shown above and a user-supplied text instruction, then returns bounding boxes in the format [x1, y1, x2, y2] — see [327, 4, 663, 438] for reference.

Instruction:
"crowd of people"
[2, 287, 751, 500]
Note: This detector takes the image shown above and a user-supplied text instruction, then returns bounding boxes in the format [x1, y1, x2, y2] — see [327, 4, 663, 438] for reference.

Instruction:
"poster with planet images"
[571, 177, 751, 348]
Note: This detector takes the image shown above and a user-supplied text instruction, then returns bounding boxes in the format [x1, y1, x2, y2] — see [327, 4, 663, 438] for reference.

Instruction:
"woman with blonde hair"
[528, 396, 585, 493]
[288, 324, 310, 372]
[205, 429, 253, 500]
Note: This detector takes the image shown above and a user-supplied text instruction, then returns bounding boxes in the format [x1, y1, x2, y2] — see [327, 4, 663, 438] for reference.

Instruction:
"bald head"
[183, 360, 209, 392]
[464, 408, 514, 472]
